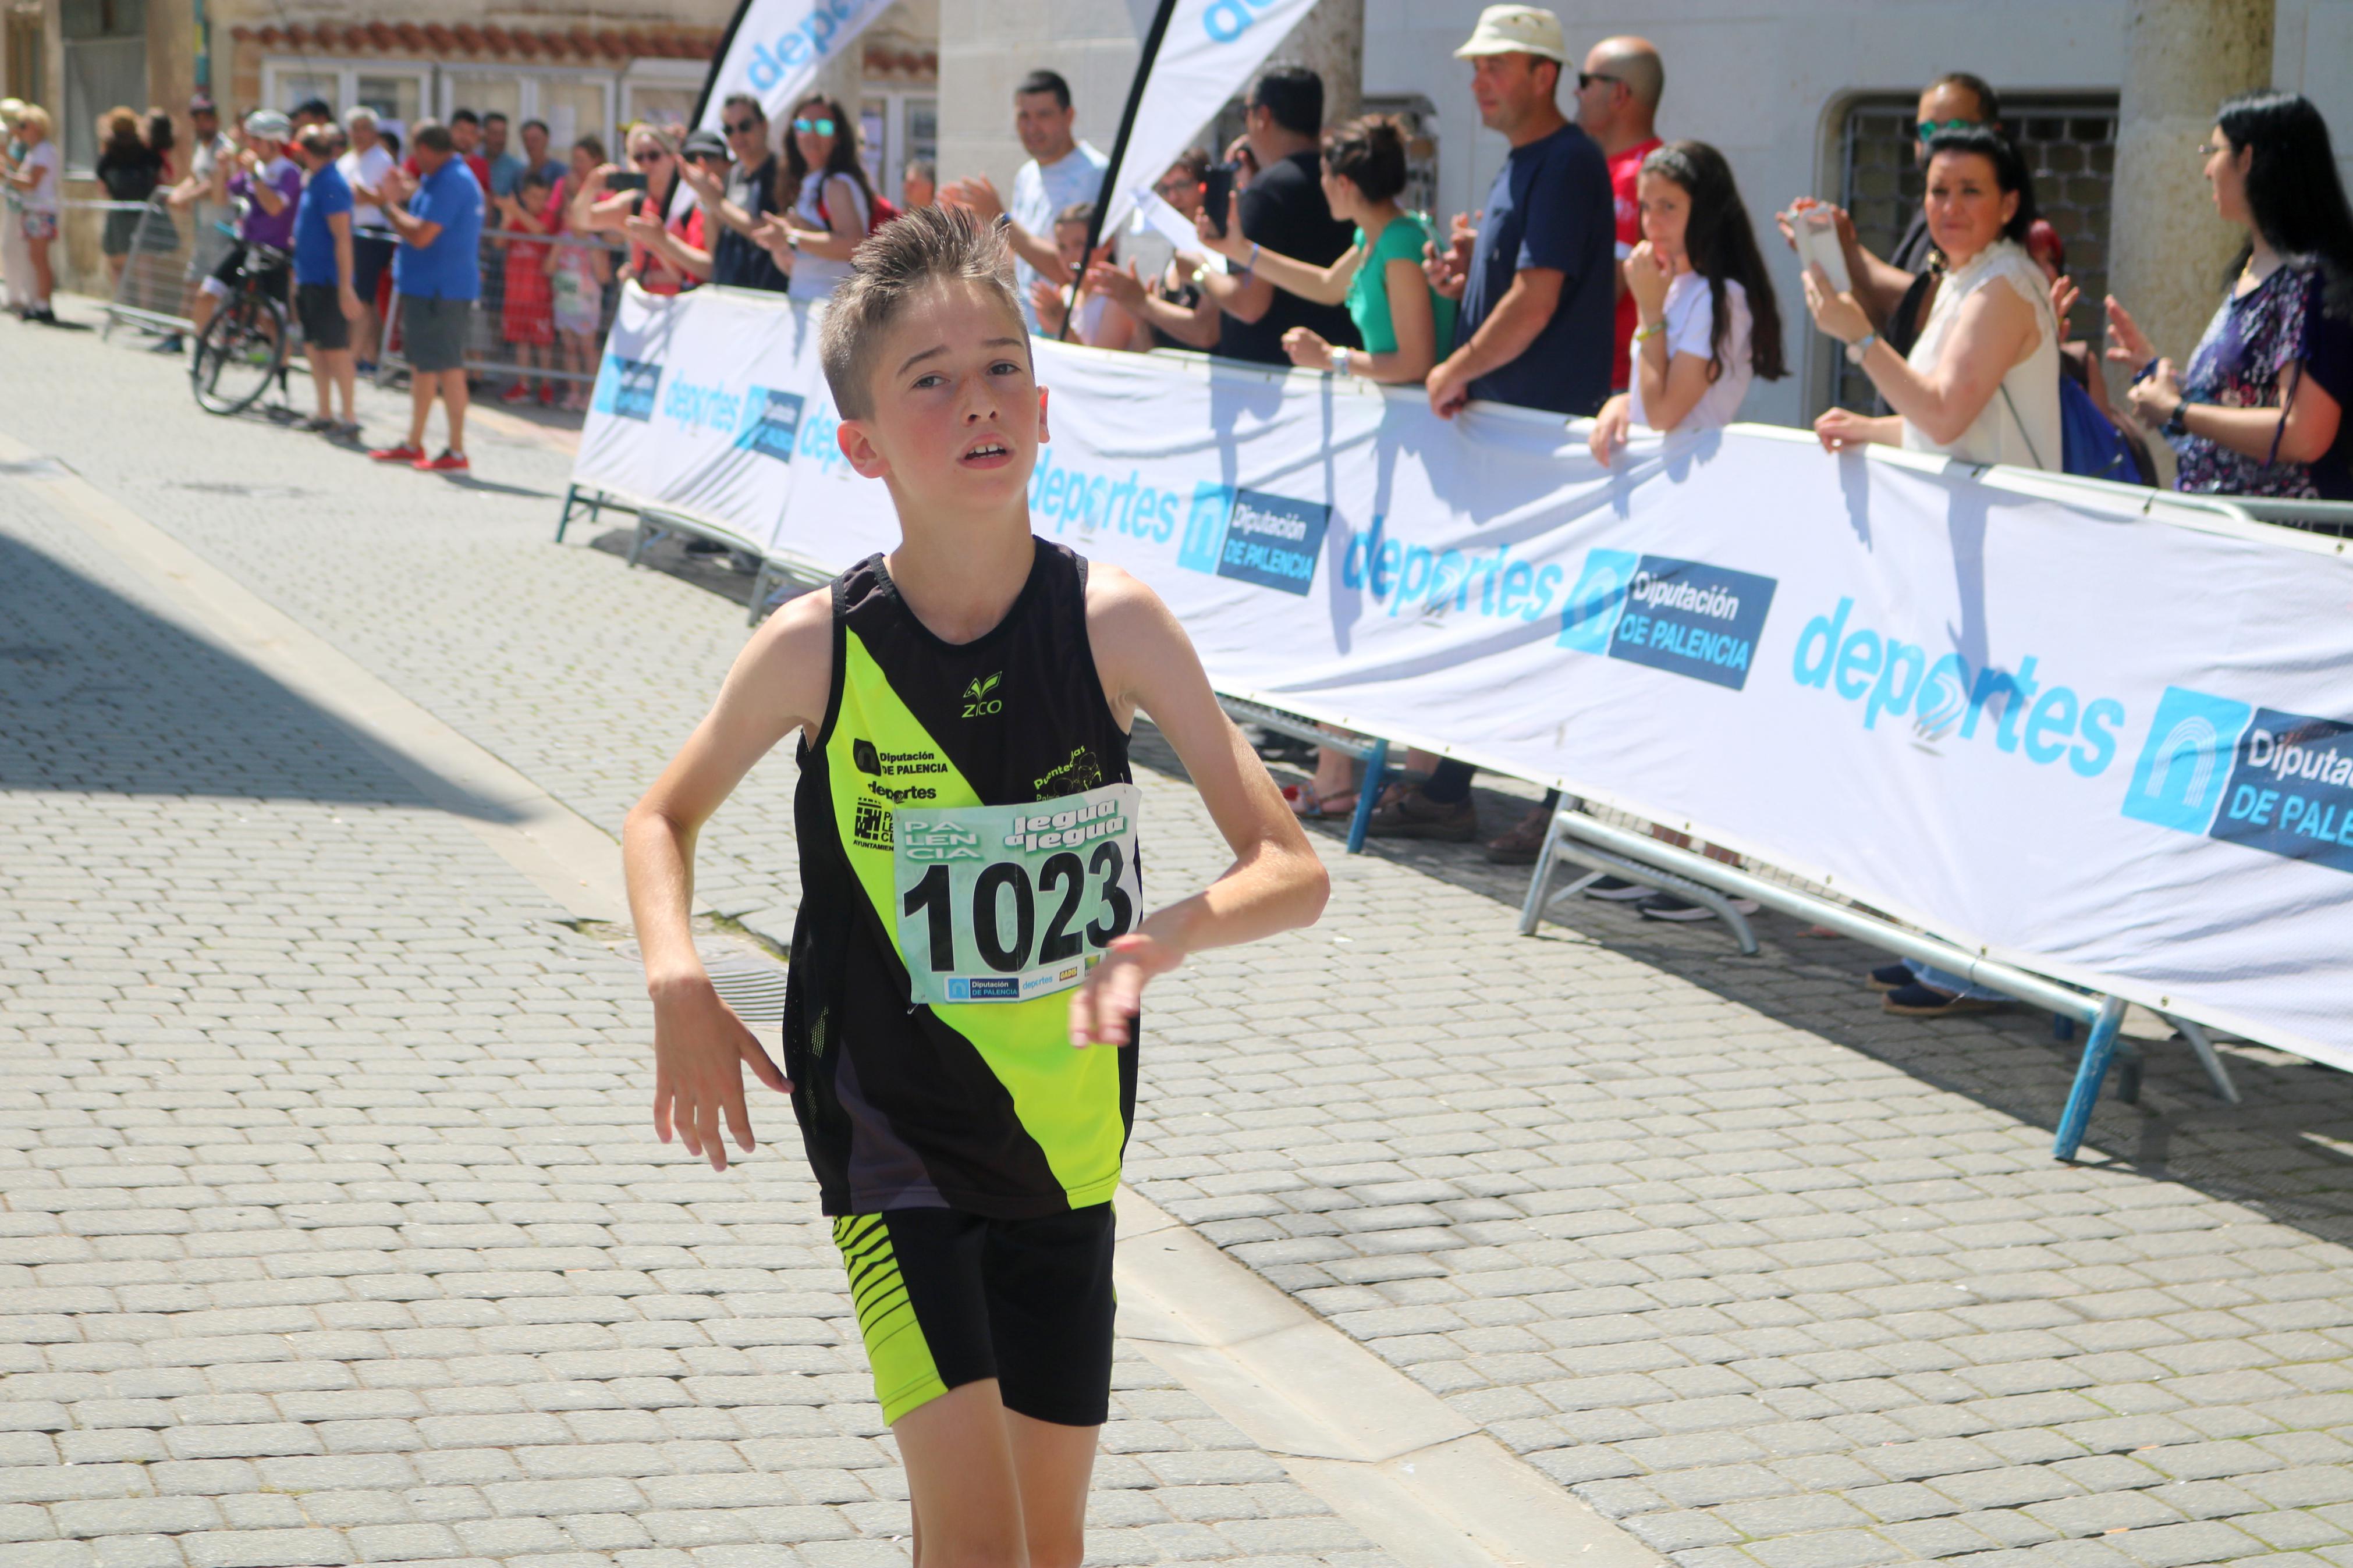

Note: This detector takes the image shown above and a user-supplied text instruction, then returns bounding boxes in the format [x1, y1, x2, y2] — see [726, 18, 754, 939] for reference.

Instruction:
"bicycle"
[190, 239, 292, 416]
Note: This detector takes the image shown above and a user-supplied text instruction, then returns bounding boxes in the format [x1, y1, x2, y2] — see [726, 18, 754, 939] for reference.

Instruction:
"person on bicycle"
[193, 108, 297, 340]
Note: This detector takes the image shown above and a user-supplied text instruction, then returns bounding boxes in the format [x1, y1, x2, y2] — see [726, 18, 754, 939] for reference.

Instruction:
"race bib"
[892, 783, 1142, 1006]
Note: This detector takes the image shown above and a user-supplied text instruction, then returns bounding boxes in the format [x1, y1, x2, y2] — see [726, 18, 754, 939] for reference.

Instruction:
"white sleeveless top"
[787, 173, 869, 302]
[1901, 238, 2062, 471]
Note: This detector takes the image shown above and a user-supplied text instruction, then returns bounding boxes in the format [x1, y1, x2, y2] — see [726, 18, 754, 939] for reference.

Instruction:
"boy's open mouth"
[960, 437, 1012, 468]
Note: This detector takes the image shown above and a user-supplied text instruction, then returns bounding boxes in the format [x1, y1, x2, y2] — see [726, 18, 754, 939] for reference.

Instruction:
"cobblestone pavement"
[8, 302, 2353, 1568]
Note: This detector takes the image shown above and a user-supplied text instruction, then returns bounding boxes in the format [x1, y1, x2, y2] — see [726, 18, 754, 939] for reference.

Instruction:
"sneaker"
[325, 421, 363, 442]
[1883, 982, 2005, 1017]
[539, 383, 556, 406]
[1868, 962, 1915, 991]
[1637, 892, 1761, 923]
[500, 382, 531, 403]
[1362, 786, 1478, 842]
[294, 414, 336, 433]
[414, 449, 470, 472]
[149, 333, 184, 354]
[354, 358, 377, 375]
[368, 442, 426, 463]
[1484, 806, 1553, 866]
[1584, 875, 1658, 902]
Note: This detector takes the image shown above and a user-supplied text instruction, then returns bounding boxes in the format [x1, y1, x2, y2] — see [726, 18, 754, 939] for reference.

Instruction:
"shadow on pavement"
[0, 528, 521, 822]
[1130, 721, 2353, 1245]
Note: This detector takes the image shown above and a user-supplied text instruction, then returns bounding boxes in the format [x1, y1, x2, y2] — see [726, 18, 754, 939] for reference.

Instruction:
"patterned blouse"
[2171, 261, 2327, 498]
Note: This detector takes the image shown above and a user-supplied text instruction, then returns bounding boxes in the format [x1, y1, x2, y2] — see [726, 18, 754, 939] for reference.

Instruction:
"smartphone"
[608, 171, 648, 194]
[1200, 162, 1238, 237]
[1787, 204, 1851, 295]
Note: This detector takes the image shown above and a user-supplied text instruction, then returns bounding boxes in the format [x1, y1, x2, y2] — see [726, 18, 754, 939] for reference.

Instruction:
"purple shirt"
[228, 155, 303, 250]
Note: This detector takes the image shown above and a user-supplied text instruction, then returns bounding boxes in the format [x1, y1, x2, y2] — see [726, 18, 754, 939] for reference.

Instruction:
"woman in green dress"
[1195, 114, 1456, 385]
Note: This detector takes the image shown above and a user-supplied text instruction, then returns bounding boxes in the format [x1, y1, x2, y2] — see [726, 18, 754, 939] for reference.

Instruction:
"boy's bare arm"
[1072, 564, 1329, 1045]
[622, 589, 833, 1169]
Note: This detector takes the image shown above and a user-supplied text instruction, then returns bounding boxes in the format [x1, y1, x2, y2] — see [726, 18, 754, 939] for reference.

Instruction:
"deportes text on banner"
[695, 0, 897, 134]
[1096, 0, 1322, 236]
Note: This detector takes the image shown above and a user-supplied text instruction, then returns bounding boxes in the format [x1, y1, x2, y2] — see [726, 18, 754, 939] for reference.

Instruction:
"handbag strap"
[1998, 381, 2047, 471]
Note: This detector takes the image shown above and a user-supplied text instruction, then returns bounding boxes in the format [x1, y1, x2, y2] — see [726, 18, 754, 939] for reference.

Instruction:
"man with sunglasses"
[1573, 37, 1665, 394]
[676, 93, 790, 293]
[1783, 73, 2003, 358]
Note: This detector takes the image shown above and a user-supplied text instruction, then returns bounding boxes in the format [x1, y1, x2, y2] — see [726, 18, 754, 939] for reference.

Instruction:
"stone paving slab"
[7, 303, 2353, 1568]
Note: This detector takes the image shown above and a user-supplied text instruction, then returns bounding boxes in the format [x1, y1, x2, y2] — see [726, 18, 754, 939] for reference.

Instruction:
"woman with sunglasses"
[755, 95, 875, 302]
[567, 125, 705, 296]
[2105, 90, 2353, 500]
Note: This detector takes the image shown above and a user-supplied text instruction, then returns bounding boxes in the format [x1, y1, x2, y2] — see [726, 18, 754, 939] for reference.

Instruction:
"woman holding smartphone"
[1190, 115, 1453, 385]
[567, 125, 704, 296]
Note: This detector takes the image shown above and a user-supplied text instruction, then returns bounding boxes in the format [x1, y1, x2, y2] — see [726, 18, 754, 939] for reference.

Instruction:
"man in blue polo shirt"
[372, 119, 483, 473]
[288, 125, 361, 439]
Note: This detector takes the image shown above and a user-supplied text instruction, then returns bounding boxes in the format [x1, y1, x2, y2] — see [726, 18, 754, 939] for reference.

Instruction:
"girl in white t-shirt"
[0, 102, 61, 321]
[1588, 141, 1790, 925]
[1590, 141, 1787, 465]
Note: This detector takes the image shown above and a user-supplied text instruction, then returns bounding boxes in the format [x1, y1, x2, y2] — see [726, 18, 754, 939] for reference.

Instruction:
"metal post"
[2053, 994, 2130, 1161]
[1346, 738, 1388, 855]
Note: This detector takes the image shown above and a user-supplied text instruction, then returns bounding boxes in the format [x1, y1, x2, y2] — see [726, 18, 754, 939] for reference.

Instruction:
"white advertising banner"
[574, 285, 823, 551]
[782, 346, 2353, 1066]
[569, 294, 2353, 1065]
[1098, 0, 1323, 234]
[693, 0, 895, 134]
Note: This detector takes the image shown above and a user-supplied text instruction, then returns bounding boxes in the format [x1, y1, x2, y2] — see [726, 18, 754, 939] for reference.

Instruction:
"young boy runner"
[621, 204, 1329, 1565]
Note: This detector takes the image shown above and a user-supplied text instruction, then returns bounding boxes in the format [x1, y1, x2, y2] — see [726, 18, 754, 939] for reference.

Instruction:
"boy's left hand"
[1069, 931, 1183, 1048]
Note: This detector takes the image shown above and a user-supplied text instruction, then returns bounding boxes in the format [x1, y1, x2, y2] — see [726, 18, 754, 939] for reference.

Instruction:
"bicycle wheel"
[191, 294, 288, 416]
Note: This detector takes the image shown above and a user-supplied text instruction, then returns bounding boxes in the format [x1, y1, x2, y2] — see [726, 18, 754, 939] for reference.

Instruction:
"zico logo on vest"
[1176, 483, 1332, 596]
[1556, 548, 1778, 691]
[2124, 686, 2353, 874]
[962, 672, 1003, 717]
[591, 354, 661, 421]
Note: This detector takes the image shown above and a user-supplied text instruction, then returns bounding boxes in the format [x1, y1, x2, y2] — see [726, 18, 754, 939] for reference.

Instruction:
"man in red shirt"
[1572, 36, 1663, 392]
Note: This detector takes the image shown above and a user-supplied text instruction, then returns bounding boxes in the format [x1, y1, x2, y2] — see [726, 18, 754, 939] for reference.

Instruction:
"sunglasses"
[723, 119, 761, 136]
[1578, 71, 1620, 91]
[793, 117, 836, 136]
[630, 150, 666, 164]
[1915, 118, 1978, 141]
[1155, 177, 1194, 197]
[2195, 141, 2227, 158]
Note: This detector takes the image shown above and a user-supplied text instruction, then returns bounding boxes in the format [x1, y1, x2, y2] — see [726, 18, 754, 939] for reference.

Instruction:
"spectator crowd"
[1, 6, 2347, 992]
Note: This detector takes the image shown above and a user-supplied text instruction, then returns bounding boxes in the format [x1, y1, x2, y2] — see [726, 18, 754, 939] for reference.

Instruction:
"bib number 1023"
[892, 784, 1142, 1006]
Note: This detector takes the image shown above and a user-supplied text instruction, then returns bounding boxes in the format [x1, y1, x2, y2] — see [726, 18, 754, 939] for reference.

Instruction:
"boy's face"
[837, 278, 1047, 521]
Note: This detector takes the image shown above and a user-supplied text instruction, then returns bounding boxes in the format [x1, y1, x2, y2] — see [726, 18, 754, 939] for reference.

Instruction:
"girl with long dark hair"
[2107, 90, 2353, 499]
[1591, 139, 1786, 463]
[757, 94, 876, 301]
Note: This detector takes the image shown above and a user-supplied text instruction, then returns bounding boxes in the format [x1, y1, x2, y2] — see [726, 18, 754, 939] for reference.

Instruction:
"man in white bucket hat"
[1370, 4, 1616, 847]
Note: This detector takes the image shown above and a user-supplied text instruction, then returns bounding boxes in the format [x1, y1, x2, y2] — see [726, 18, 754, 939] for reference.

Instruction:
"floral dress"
[2171, 261, 2326, 499]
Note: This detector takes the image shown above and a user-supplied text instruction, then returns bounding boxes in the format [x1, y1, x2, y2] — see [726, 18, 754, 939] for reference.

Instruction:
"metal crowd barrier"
[69, 198, 208, 336]
[381, 227, 626, 392]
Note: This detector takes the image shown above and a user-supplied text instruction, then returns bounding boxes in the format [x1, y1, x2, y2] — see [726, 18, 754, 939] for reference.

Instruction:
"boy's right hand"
[650, 975, 790, 1172]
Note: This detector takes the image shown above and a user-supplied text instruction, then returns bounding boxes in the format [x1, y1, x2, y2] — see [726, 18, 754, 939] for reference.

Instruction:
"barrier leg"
[556, 485, 579, 543]
[2053, 994, 2130, 1161]
[2166, 1015, 2240, 1104]
[1345, 739, 1389, 855]
[1518, 811, 1569, 935]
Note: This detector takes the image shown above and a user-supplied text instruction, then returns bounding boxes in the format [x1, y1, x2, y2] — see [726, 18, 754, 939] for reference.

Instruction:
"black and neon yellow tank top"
[782, 538, 1141, 1218]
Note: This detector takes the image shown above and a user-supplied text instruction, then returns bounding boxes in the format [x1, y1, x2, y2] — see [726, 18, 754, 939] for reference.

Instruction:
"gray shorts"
[186, 220, 235, 282]
[403, 294, 473, 373]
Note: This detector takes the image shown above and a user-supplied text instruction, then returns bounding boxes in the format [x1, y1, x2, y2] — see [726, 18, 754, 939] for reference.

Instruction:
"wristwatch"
[2162, 400, 2191, 438]
[1331, 347, 1353, 378]
[1844, 329, 1879, 365]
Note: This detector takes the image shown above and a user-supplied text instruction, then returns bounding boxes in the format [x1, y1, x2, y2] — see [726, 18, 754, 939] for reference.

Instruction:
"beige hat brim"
[1452, 38, 1566, 61]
